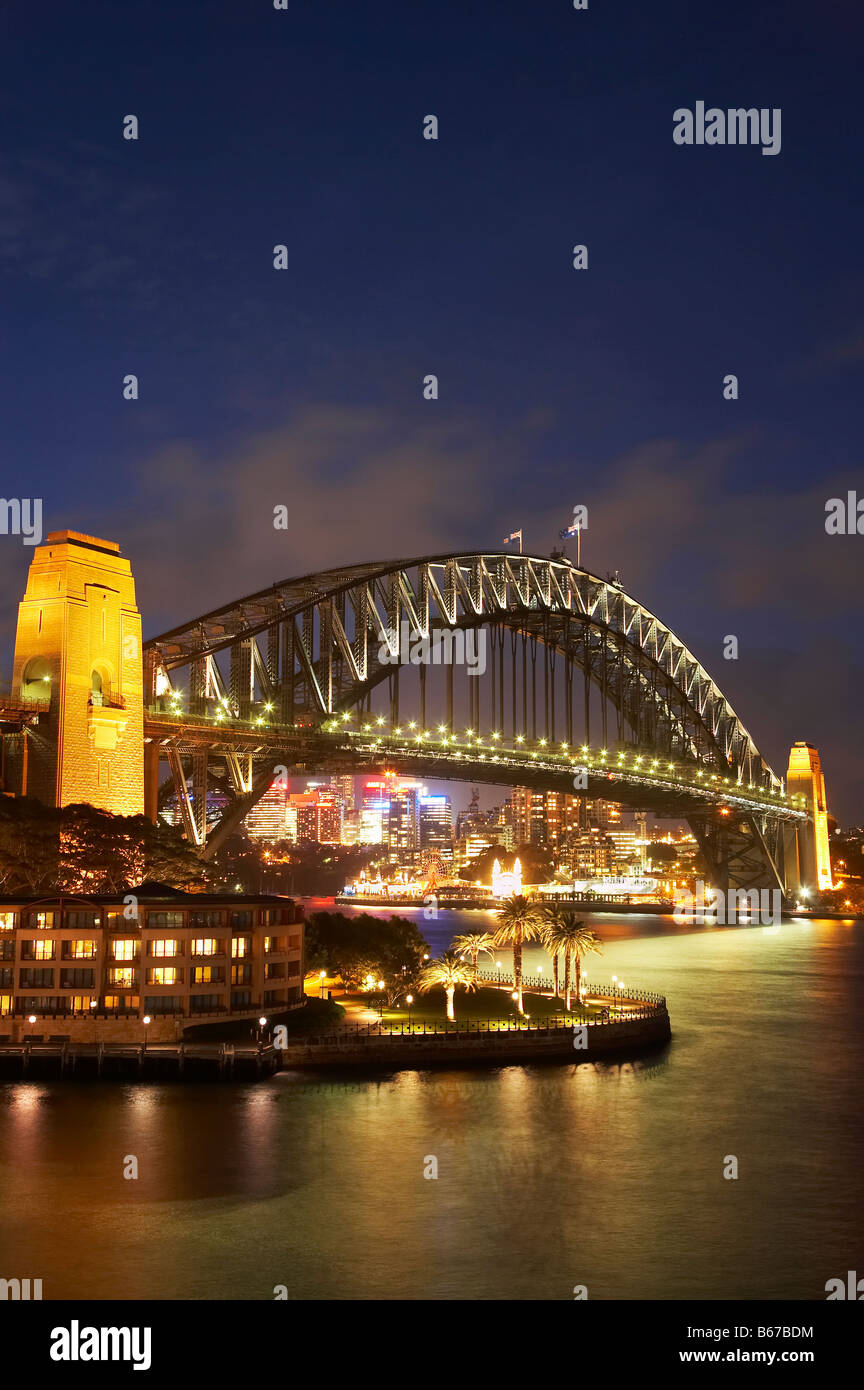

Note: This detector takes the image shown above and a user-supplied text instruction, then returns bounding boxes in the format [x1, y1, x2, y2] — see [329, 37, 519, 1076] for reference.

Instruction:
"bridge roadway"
[143, 706, 809, 825]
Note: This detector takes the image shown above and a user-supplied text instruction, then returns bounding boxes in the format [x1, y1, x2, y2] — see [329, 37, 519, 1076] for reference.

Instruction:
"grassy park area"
[339, 984, 604, 1027]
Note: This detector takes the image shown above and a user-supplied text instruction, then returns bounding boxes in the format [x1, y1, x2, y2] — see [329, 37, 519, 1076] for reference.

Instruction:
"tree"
[537, 905, 563, 997]
[0, 797, 214, 895]
[417, 950, 476, 1021]
[452, 930, 495, 981]
[0, 796, 60, 893]
[542, 910, 602, 1010]
[492, 894, 543, 1014]
[304, 912, 429, 990]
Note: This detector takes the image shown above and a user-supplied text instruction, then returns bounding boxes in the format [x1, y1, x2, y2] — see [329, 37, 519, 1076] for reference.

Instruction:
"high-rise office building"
[245, 780, 288, 841]
[288, 789, 343, 845]
[510, 788, 579, 848]
[342, 807, 385, 845]
[419, 794, 453, 859]
[387, 783, 422, 862]
[331, 775, 355, 814]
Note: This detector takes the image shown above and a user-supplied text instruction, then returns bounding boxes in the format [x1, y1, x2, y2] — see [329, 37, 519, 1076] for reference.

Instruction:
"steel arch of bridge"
[142, 552, 792, 888]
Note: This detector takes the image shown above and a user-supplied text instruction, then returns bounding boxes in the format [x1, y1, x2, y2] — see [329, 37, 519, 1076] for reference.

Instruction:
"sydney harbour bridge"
[139, 549, 818, 895]
[2, 533, 825, 896]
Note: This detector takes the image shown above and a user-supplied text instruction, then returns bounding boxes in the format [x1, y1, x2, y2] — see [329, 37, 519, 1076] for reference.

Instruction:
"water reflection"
[1, 916, 862, 1300]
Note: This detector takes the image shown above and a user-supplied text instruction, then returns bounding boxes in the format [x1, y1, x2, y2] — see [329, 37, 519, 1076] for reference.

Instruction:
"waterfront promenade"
[0, 984, 671, 1077]
[277, 1002, 671, 1069]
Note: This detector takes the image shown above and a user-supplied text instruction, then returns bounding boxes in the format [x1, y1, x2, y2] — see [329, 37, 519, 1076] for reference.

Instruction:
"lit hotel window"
[32, 940, 55, 961]
[191, 939, 218, 956]
[0, 913, 17, 930]
[113, 940, 136, 960]
[69, 995, 93, 1012]
[109, 967, 135, 987]
[149, 939, 178, 958]
[231, 937, 250, 958]
[147, 967, 177, 986]
[71, 940, 97, 959]
[31, 911, 54, 929]
[0, 994, 11, 1015]
[191, 966, 213, 984]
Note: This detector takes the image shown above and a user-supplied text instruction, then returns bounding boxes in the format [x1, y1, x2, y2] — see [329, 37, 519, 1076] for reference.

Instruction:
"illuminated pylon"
[784, 742, 833, 893]
[11, 531, 144, 814]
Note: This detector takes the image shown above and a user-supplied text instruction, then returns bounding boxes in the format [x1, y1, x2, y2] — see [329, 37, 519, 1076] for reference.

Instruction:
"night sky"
[1, 1, 861, 816]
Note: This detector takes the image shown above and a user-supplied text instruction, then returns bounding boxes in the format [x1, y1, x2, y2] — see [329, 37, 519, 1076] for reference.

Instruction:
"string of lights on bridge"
[156, 691, 808, 815]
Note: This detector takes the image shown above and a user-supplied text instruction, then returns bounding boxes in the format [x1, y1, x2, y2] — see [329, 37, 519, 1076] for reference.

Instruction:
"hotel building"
[0, 887, 304, 1041]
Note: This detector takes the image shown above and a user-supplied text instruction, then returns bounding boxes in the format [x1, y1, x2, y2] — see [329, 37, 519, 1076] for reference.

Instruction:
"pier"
[0, 1041, 283, 1081]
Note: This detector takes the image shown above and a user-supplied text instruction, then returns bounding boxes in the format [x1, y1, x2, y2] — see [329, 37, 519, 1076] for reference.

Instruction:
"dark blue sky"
[1, 0, 861, 816]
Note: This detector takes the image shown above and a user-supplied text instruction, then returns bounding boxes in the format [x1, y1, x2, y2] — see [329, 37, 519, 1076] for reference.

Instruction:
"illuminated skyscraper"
[510, 788, 577, 847]
[245, 780, 288, 840]
[288, 789, 342, 844]
[387, 783, 422, 862]
[419, 794, 453, 859]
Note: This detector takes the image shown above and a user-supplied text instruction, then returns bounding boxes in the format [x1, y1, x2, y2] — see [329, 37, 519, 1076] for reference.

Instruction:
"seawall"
[277, 1008, 671, 1070]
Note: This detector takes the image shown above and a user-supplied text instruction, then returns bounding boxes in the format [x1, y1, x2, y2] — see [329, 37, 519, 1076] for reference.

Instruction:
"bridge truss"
[142, 552, 803, 891]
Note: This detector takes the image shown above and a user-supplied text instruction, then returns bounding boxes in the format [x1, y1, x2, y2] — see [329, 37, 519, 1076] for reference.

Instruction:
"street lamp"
[142, 1014, 151, 1051]
[406, 993, 414, 1030]
[319, 968, 326, 999]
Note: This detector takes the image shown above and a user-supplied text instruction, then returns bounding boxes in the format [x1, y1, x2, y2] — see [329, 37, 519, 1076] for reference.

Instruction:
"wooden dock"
[0, 1041, 283, 1081]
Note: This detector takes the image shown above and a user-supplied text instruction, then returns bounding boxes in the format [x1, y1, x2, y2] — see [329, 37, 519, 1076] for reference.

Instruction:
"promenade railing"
[472, 970, 666, 1006]
[299, 1004, 667, 1047]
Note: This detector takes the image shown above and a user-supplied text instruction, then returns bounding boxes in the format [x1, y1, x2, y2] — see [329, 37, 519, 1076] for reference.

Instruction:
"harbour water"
[1, 907, 861, 1300]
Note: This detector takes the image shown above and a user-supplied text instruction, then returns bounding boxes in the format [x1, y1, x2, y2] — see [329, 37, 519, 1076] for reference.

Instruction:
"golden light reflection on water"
[0, 917, 861, 1300]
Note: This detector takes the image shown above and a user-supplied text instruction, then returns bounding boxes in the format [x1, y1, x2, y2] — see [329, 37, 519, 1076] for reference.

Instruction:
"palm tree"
[537, 905, 564, 998]
[542, 911, 602, 1010]
[492, 894, 543, 1014]
[452, 931, 495, 982]
[417, 950, 476, 1021]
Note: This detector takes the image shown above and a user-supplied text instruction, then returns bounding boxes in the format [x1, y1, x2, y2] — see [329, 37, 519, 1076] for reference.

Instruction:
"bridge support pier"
[144, 742, 160, 823]
[689, 811, 785, 896]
